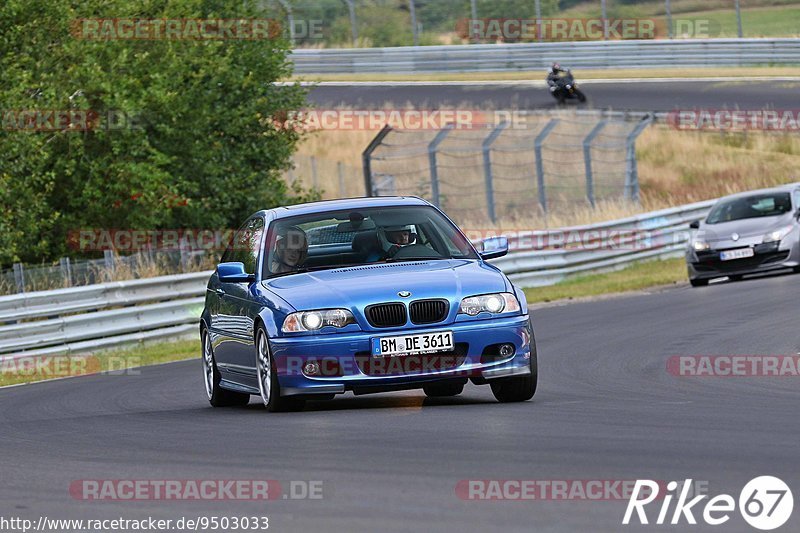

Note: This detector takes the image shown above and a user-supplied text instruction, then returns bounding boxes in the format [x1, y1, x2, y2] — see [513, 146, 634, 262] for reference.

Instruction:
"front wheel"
[490, 325, 538, 403]
[256, 327, 305, 412]
[202, 329, 249, 407]
[690, 278, 709, 287]
[574, 89, 587, 103]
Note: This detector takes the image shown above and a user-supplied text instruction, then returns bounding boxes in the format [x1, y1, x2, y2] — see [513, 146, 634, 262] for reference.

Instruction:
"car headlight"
[692, 240, 710, 252]
[282, 309, 356, 333]
[459, 293, 520, 316]
[762, 225, 793, 244]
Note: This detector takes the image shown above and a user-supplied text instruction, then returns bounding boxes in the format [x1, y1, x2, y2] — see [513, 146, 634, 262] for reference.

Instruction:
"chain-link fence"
[363, 112, 653, 224]
[0, 249, 214, 295]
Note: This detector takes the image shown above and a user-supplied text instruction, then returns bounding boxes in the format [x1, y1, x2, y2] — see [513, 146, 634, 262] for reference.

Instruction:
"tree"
[0, 0, 312, 265]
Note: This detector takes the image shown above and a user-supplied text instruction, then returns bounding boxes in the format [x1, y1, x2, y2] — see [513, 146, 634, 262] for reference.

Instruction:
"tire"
[202, 328, 249, 407]
[423, 379, 465, 397]
[490, 322, 538, 403]
[690, 278, 709, 287]
[574, 89, 587, 103]
[255, 327, 305, 413]
[729, 275, 744, 281]
[793, 266, 800, 274]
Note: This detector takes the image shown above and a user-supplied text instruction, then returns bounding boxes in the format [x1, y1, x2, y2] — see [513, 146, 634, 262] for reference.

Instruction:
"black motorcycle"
[549, 72, 587, 105]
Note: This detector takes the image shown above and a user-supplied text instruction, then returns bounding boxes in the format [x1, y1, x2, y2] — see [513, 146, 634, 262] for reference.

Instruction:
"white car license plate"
[720, 248, 754, 261]
[371, 331, 454, 357]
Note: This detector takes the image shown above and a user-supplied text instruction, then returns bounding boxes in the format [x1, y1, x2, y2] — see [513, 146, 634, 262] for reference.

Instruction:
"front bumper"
[269, 315, 533, 396]
[687, 241, 799, 280]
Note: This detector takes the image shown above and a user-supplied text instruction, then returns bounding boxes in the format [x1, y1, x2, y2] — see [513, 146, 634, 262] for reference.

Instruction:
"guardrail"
[291, 38, 800, 74]
[0, 272, 212, 358]
[488, 199, 715, 287]
[0, 200, 715, 358]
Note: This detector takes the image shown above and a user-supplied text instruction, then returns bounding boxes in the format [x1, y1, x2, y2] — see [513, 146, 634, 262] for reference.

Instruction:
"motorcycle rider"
[546, 62, 570, 93]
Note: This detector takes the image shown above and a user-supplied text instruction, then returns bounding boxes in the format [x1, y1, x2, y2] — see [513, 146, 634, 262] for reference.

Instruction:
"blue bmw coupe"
[200, 196, 537, 411]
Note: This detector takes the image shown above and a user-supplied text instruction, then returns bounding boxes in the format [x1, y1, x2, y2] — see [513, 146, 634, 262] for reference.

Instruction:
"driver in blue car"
[271, 226, 308, 274]
[378, 224, 416, 259]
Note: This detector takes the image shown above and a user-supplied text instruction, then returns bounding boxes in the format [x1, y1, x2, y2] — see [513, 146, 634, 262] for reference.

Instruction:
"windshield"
[263, 205, 478, 278]
[705, 192, 792, 224]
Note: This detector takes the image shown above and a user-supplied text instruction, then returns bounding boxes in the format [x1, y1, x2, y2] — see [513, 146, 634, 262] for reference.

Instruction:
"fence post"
[665, 0, 673, 39]
[535, 0, 542, 43]
[625, 114, 654, 203]
[428, 126, 453, 207]
[103, 249, 115, 274]
[582, 120, 607, 208]
[408, 0, 419, 46]
[343, 0, 358, 45]
[12, 263, 25, 293]
[534, 119, 560, 213]
[277, 0, 295, 43]
[310, 155, 319, 190]
[735, 0, 743, 38]
[482, 121, 508, 223]
[601, 0, 608, 40]
[337, 161, 346, 198]
[362, 125, 393, 196]
[470, 0, 478, 42]
[60, 256, 73, 287]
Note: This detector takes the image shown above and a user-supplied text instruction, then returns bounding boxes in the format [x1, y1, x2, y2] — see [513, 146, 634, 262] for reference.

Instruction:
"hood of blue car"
[261, 259, 507, 312]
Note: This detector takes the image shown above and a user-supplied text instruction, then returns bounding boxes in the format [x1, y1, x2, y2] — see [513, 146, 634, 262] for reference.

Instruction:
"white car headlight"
[459, 293, 520, 316]
[762, 225, 793, 244]
[282, 309, 356, 333]
[692, 240, 710, 252]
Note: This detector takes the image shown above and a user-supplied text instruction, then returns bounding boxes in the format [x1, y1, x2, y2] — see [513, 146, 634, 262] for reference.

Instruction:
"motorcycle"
[549, 71, 587, 105]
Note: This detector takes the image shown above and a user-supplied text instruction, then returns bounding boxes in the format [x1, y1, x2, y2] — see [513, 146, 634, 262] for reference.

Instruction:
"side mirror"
[478, 236, 509, 260]
[689, 220, 700, 230]
[217, 262, 255, 283]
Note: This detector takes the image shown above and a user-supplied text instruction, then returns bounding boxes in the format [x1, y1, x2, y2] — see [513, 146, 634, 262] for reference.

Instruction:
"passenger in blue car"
[270, 226, 308, 274]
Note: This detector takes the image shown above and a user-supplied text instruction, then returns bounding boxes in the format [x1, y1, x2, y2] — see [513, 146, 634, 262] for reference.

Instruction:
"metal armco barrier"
[291, 38, 800, 74]
[0, 272, 212, 358]
[488, 199, 715, 287]
[0, 199, 717, 357]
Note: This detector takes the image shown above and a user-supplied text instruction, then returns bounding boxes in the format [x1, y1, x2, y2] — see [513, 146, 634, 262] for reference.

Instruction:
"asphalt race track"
[2, 272, 798, 532]
[306, 80, 800, 112]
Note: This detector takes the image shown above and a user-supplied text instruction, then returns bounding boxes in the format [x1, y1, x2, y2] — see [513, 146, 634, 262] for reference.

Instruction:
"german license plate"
[720, 248, 754, 261]
[371, 331, 454, 357]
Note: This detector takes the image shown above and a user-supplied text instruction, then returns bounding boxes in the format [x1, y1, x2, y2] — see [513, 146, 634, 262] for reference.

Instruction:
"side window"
[794, 191, 800, 212]
[220, 218, 263, 275]
[242, 218, 265, 274]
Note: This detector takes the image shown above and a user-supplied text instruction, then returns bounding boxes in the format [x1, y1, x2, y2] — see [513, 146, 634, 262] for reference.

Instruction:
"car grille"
[409, 299, 449, 324]
[365, 303, 407, 328]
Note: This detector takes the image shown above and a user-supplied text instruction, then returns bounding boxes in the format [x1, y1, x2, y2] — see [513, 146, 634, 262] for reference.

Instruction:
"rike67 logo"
[623, 477, 793, 530]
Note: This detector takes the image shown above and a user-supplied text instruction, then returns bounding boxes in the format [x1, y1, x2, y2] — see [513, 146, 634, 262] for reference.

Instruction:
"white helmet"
[378, 225, 416, 254]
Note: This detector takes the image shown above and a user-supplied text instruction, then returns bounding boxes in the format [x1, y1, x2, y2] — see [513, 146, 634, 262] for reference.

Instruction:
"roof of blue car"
[268, 196, 431, 219]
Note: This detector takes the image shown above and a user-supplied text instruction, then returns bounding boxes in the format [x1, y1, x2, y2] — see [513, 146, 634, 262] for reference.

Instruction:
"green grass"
[0, 338, 198, 388]
[680, 6, 800, 38]
[523, 258, 687, 304]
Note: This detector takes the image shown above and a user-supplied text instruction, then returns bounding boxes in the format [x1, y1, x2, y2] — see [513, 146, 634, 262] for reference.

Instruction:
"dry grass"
[290, 122, 800, 230]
